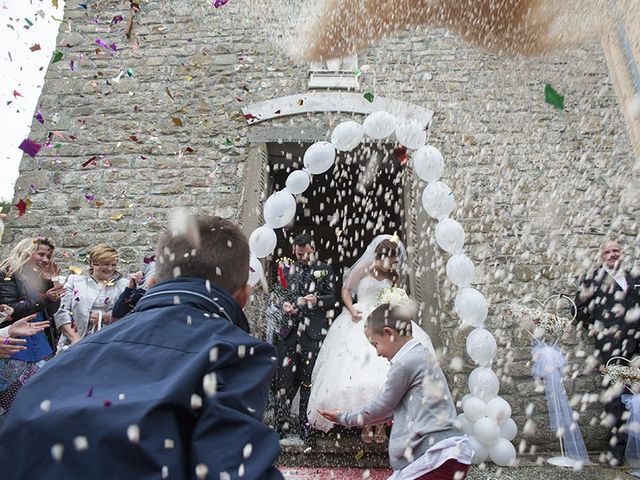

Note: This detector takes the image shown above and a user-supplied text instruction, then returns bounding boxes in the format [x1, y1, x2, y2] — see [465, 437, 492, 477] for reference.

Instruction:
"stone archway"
[238, 93, 443, 347]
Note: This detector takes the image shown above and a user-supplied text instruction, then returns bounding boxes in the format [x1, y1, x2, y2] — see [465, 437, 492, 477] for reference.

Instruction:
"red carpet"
[280, 467, 392, 479]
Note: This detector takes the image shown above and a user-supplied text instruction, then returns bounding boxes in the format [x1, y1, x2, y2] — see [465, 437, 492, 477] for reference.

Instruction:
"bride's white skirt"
[306, 303, 435, 432]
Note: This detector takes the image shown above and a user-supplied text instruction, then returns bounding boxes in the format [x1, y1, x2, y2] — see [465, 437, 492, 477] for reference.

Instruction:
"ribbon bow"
[622, 394, 640, 469]
[532, 343, 590, 464]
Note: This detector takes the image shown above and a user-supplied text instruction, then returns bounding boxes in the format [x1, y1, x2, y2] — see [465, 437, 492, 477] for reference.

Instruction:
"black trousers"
[273, 332, 321, 438]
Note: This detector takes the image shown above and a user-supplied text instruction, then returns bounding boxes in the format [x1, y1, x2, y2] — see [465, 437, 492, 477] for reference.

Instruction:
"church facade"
[4, 0, 639, 453]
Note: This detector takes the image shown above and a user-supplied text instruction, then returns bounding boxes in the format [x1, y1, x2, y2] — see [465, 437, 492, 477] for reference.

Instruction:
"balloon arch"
[248, 111, 517, 466]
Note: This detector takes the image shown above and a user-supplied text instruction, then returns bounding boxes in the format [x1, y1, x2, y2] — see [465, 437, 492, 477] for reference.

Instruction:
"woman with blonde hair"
[0, 236, 64, 420]
[55, 244, 128, 349]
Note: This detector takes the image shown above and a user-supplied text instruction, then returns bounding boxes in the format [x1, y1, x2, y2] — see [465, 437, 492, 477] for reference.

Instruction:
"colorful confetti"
[51, 50, 63, 63]
[545, 83, 565, 110]
[19, 138, 42, 157]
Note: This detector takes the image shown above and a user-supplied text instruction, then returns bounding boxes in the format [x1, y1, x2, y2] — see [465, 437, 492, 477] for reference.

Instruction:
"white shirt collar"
[391, 338, 420, 364]
[603, 266, 628, 292]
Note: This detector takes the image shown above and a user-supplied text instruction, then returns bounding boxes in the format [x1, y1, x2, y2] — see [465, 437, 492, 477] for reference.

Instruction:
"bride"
[306, 234, 435, 440]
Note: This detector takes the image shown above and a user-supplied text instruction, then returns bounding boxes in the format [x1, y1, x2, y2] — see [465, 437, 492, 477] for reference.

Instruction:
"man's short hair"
[366, 303, 414, 337]
[293, 233, 313, 248]
[155, 215, 249, 294]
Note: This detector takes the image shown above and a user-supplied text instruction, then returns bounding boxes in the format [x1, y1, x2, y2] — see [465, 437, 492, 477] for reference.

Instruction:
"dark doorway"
[266, 141, 407, 292]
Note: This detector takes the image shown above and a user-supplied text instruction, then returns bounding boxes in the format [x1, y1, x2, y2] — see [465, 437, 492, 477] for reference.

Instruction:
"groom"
[273, 233, 337, 445]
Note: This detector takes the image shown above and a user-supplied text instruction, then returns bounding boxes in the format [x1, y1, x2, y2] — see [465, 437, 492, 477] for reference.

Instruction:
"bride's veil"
[342, 234, 407, 295]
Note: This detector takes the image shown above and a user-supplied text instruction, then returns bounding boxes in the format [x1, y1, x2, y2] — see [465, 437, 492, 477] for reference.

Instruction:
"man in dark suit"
[273, 233, 337, 446]
[575, 240, 640, 465]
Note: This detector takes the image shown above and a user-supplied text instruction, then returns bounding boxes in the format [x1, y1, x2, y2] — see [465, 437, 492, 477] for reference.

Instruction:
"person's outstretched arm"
[324, 363, 411, 427]
[191, 337, 283, 480]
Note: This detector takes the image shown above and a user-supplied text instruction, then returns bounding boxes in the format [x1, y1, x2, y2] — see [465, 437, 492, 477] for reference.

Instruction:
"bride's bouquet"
[376, 287, 411, 308]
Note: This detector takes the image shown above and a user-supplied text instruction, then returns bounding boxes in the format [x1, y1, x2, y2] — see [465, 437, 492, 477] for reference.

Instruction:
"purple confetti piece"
[110, 15, 124, 26]
[213, 0, 229, 7]
[84, 194, 95, 201]
[109, 43, 117, 52]
[70, 60, 75, 71]
[87, 387, 93, 397]
[35, 111, 44, 124]
[19, 138, 41, 157]
[103, 400, 111, 407]
[95, 38, 108, 48]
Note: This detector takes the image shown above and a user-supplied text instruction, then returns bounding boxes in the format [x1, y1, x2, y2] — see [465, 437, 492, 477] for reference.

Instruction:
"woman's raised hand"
[7, 314, 49, 337]
[128, 271, 143, 289]
[45, 285, 66, 302]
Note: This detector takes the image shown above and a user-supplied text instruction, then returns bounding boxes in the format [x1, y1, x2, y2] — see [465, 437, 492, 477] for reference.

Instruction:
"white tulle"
[307, 275, 435, 432]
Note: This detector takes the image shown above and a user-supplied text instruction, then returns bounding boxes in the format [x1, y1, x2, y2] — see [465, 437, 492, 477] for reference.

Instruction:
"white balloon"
[486, 397, 512, 425]
[331, 121, 364, 151]
[413, 145, 444, 182]
[303, 141, 336, 174]
[455, 288, 489, 328]
[363, 111, 397, 139]
[466, 328, 497, 367]
[285, 170, 310, 195]
[435, 218, 465, 254]
[500, 418, 518, 441]
[489, 437, 517, 466]
[395, 120, 426, 149]
[263, 190, 296, 229]
[421, 182, 455, 219]
[468, 435, 489, 464]
[468, 367, 500, 402]
[446, 253, 475, 287]
[454, 413, 474, 436]
[248, 255, 263, 287]
[462, 396, 486, 422]
[249, 226, 277, 258]
[474, 417, 501, 446]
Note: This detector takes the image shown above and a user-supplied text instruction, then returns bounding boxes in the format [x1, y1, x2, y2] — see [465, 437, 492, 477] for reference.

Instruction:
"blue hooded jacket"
[0, 278, 283, 480]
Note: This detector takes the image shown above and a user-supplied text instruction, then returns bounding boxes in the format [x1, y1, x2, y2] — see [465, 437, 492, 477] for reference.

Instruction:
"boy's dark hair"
[155, 215, 249, 294]
[366, 303, 414, 337]
[293, 233, 313, 248]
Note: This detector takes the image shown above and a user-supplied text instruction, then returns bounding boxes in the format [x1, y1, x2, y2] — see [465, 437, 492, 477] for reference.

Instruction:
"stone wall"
[3, 0, 639, 455]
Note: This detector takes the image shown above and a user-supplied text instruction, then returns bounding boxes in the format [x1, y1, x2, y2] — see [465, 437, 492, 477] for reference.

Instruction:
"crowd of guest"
[0, 237, 156, 422]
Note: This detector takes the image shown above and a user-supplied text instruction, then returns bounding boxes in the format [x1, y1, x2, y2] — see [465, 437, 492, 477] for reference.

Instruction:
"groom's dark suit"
[273, 260, 337, 439]
[575, 267, 640, 462]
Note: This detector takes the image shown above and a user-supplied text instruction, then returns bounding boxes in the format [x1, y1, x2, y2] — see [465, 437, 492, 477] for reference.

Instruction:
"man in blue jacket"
[0, 215, 283, 480]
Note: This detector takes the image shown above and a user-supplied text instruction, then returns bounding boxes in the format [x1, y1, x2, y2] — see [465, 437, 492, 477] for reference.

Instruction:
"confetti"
[172, 117, 183, 127]
[95, 38, 109, 49]
[164, 87, 175, 101]
[103, 400, 112, 407]
[40, 400, 51, 412]
[110, 213, 123, 221]
[213, 0, 230, 7]
[51, 444, 64, 462]
[126, 424, 140, 444]
[353, 68, 363, 77]
[126, 68, 134, 77]
[19, 139, 41, 157]
[297, 99, 304, 106]
[13, 90, 23, 98]
[87, 386, 93, 397]
[35, 111, 44, 124]
[68, 266, 83, 275]
[110, 15, 124, 26]
[30, 44, 41, 52]
[73, 436, 89, 451]
[363, 92, 374, 103]
[51, 50, 63, 63]
[355, 449, 364, 460]
[82, 156, 98, 168]
[15, 199, 29, 217]
[545, 83, 564, 110]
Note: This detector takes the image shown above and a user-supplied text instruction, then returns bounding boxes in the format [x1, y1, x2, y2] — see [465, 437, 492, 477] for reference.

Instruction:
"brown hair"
[155, 215, 249, 294]
[366, 303, 413, 337]
[89, 244, 118, 267]
[374, 239, 400, 286]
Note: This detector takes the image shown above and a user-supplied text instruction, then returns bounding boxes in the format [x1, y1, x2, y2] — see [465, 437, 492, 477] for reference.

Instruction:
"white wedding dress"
[306, 275, 435, 432]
